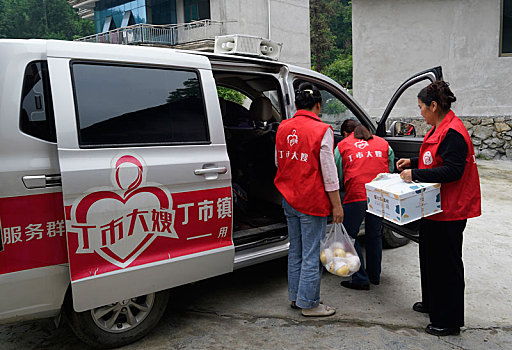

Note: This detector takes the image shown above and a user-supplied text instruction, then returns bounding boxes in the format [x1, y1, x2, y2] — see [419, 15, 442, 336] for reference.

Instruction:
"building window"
[94, 0, 148, 33]
[501, 0, 512, 55]
[149, 0, 177, 25]
[184, 0, 210, 22]
[19, 61, 56, 143]
[72, 63, 209, 148]
[121, 11, 135, 27]
[102, 16, 115, 32]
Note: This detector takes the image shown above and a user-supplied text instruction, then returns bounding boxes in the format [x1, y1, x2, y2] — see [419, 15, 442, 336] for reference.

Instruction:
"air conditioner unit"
[214, 34, 282, 61]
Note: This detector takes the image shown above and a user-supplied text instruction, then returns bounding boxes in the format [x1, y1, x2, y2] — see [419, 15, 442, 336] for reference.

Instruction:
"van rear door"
[47, 41, 234, 312]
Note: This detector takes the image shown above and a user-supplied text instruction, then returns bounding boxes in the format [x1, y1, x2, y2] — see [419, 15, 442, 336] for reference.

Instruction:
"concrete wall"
[399, 115, 512, 160]
[211, 0, 310, 67]
[352, 0, 512, 121]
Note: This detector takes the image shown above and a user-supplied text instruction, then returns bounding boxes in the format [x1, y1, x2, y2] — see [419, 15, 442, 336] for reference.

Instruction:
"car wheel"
[382, 227, 410, 248]
[65, 290, 169, 348]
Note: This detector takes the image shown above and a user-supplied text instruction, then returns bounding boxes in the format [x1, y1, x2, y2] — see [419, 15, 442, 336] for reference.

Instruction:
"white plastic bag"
[320, 223, 360, 277]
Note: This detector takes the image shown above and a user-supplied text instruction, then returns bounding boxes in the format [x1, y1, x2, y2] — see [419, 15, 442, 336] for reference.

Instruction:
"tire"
[65, 290, 169, 349]
[382, 227, 410, 249]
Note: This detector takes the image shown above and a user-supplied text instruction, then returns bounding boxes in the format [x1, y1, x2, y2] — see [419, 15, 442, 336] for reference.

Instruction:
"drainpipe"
[268, 0, 271, 39]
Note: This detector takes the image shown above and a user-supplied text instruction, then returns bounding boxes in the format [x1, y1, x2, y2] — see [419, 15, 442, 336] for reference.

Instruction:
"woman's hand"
[400, 169, 413, 183]
[332, 204, 344, 224]
[327, 190, 344, 223]
[396, 158, 411, 171]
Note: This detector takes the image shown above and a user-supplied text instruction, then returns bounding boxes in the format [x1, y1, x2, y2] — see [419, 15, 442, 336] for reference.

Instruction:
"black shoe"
[425, 324, 460, 336]
[412, 302, 429, 314]
[340, 281, 370, 290]
[370, 279, 380, 285]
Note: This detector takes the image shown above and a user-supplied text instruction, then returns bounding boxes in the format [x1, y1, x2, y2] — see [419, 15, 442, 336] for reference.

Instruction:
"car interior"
[213, 71, 287, 249]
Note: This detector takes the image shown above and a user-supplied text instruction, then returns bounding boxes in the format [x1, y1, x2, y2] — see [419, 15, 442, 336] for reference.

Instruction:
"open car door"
[376, 67, 443, 241]
[47, 41, 234, 312]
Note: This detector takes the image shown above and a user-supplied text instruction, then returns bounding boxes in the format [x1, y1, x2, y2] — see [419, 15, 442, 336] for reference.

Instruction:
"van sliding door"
[47, 42, 234, 312]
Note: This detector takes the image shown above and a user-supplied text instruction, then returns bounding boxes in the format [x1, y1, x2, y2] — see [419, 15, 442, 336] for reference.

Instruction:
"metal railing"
[75, 20, 224, 46]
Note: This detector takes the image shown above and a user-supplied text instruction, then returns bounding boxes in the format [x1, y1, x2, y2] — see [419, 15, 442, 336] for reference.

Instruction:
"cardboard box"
[365, 173, 442, 225]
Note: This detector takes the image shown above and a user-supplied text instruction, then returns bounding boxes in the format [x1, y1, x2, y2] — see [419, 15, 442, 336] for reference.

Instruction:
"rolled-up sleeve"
[320, 128, 340, 192]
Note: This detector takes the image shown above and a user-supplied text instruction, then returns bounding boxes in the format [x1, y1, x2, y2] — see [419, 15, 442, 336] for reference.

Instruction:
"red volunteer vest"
[419, 110, 481, 221]
[274, 110, 332, 216]
[337, 133, 390, 204]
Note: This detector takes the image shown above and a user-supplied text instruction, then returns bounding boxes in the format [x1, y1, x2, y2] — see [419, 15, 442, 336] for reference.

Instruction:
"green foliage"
[0, 0, 94, 40]
[217, 87, 245, 105]
[323, 54, 353, 89]
[310, 0, 336, 72]
[310, 0, 353, 88]
[327, 0, 352, 62]
[323, 97, 347, 115]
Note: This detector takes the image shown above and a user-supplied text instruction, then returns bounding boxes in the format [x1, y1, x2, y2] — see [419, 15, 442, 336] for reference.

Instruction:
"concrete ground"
[1, 160, 511, 349]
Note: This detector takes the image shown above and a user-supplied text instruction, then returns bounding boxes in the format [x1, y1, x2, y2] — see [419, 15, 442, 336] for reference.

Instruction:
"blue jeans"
[342, 200, 382, 285]
[283, 199, 327, 309]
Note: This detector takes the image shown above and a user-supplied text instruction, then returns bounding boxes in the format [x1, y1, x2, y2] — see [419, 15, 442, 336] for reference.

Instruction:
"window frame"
[212, 70, 287, 129]
[184, 0, 210, 22]
[213, 71, 286, 120]
[19, 60, 57, 143]
[291, 75, 374, 135]
[500, 0, 512, 57]
[69, 60, 211, 149]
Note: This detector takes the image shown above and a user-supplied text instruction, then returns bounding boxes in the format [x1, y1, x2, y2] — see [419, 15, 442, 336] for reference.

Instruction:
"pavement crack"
[438, 338, 464, 349]
[181, 308, 512, 335]
[182, 308, 424, 331]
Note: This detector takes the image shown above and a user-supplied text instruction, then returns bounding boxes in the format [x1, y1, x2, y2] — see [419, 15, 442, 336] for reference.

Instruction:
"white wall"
[352, 0, 512, 120]
[211, 0, 310, 68]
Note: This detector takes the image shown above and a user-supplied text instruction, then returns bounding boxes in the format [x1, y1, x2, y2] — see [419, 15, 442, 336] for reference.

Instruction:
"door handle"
[22, 174, 62, 189]
[0, 217, 3, 252]
[194, 167, 227, 175]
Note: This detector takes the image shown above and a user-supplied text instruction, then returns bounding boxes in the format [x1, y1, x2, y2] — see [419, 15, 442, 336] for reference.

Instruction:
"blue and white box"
[365, 173, 442, 225]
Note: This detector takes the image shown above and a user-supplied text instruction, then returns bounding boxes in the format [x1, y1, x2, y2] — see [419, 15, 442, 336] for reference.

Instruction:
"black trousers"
[419, 218, 467, 328]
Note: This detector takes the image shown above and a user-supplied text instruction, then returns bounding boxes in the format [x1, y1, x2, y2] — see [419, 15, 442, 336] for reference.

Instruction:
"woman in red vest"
[335, 120, 394, 290]
[397, 81, 481, 336]
[274, 82, 343, 317]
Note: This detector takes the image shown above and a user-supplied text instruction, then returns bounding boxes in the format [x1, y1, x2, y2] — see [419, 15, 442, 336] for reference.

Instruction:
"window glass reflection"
[72, 63, 209, 147]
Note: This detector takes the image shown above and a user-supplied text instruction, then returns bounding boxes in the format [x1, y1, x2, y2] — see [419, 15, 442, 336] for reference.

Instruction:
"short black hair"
[295, 82, 322, 110]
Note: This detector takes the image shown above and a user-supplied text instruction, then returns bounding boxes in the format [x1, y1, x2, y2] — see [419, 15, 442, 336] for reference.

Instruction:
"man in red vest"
[335, 120, 394, 290]
[274, 82, 343, 317]
[398, 80, 481, 336]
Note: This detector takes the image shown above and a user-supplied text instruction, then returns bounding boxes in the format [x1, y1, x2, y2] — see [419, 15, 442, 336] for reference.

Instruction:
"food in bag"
[335, 264, 350, 277]
[320, 224, 361, 276]
[320, 248, 333, 265]
[333, 248, 347, 258]
[345, 255, 360, 272]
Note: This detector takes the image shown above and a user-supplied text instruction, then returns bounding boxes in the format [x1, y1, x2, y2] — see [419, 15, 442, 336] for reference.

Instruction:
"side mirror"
[389, 121, 416, 137]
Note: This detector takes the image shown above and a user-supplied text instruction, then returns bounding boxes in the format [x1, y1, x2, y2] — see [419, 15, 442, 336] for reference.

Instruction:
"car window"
[72, 63, 209, 148]
[263, 90, 281, 113]
[19, 61, 56, 142]
[217, 86, 252, 127]
[292, 79, 357, 133]
[384, 79, 430, 135]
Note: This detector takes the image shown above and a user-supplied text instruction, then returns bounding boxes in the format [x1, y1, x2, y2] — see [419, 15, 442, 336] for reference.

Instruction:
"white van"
[0, 39, 440, 348]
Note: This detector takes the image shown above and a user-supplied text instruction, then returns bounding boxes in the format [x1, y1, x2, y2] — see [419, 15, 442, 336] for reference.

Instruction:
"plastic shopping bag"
[320, 223, 360, 277]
